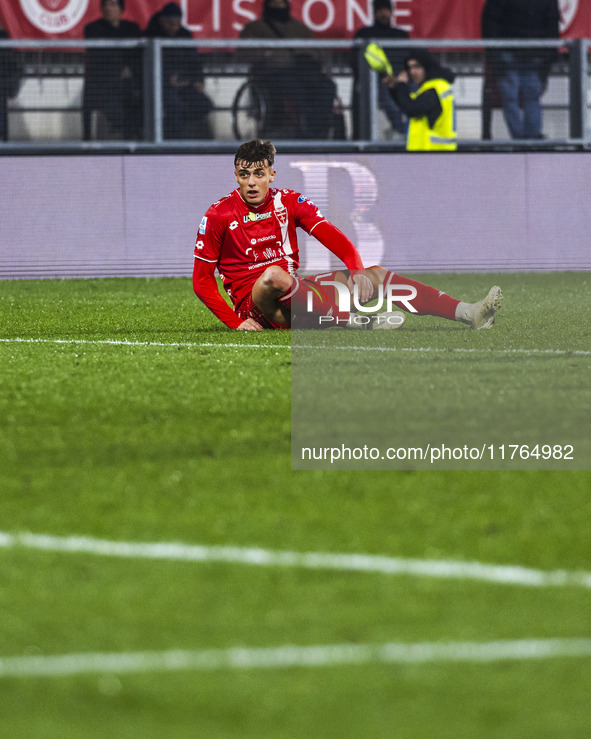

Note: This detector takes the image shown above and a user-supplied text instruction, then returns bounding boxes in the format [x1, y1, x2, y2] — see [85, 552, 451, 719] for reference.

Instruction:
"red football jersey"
[194, 187, 327, 310]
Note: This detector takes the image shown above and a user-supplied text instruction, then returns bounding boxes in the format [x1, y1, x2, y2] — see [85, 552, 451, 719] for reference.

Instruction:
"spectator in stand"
[144, 2, 214, 140]
[481, 0, 560, 140]
[385, 48, 457, 151]
[239, 0, 337, 139]
[0, 25, 22, 141]
[353, 0, 409, 139]
[83, 0, 143, 140]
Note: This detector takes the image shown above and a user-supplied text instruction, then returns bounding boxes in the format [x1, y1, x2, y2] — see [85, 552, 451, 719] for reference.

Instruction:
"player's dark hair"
[234, 140, 276, 168]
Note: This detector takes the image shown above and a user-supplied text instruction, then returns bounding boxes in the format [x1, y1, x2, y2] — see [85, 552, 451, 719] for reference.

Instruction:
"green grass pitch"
[0, 273, 590, 738]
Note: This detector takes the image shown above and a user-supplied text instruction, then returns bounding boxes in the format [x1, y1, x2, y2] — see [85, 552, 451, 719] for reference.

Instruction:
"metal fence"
[0, 38, 589, 151]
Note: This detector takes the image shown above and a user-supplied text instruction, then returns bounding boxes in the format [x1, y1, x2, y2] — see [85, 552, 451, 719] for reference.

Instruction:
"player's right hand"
[237, 318, 263, 331]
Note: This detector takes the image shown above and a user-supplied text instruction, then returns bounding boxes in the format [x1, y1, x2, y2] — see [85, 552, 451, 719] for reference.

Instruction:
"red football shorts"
[236, 292, 290, 330]
[235, 270, 349, 330]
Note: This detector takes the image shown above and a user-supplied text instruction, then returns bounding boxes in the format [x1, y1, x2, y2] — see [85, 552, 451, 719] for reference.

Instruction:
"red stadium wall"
[0, 0, 589, 40]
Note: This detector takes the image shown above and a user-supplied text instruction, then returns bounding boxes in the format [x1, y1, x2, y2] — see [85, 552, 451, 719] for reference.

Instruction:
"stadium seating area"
[1, 39, 588, 148]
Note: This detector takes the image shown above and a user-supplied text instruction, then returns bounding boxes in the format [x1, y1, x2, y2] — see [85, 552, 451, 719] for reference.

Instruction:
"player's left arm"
[310, 220, 373, 303]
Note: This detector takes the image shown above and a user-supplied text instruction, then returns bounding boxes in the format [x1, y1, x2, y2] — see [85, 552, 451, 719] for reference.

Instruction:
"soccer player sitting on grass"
[193, 139, 502, 330]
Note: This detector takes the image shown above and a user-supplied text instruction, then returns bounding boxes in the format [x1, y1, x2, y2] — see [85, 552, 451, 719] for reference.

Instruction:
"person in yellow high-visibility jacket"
[385, 48, 457, 151]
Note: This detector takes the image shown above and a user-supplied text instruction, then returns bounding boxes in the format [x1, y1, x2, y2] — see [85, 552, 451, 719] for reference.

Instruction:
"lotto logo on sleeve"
[198, 216, 207, 235]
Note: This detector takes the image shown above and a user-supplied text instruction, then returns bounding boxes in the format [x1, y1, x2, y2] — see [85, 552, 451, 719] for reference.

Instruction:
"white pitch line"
[1, 531, 591, 590]
[295, 345, 591, 357]
[0, 337, 588, 356]
[1, 638, 591, 679]
[0, 337, 283, 350]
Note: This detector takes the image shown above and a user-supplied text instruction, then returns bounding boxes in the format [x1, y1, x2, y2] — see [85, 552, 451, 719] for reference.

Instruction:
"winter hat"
[159, 2, 182, 17]
[404, 48, 456, 83]
[373, 0, 392, 10]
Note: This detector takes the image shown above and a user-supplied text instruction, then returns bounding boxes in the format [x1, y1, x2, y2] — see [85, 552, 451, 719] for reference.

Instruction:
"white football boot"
[455, 286, 503, 329]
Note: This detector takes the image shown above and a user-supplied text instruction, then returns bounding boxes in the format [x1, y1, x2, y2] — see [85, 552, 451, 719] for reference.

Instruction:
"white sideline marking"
[316, 345, 591, 357]
[2, 638, 591, 678]
[0, 338, 281, 350]
[2, 531, 591, 590]
[1, 337, 588, 356]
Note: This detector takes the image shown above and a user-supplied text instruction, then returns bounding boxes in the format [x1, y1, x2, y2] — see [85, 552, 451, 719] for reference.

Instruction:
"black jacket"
[481, 0, 560, 70]
[84, 18, 143, 96]
[481, 0, 560, 40]
[391, 49, 455, 129]
[84, 18, 142, 39]
[144, 14, 204, 86]
[0, 30, 21, 99]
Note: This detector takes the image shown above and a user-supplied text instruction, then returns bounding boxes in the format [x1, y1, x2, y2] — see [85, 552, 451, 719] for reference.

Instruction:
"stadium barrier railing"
[0, 38, 588, 152]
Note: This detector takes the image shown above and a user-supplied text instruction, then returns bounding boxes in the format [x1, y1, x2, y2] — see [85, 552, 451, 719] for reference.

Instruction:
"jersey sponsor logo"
[251, 234, 276, 245]
[195, 240, 205, 249]
[229, 220, 239, 230]
[247, 255, 283, 271]
[19, 0, 89, 33]
[297, 195, 309, 203]
[198, 216, 208, 234]
[243, 211, 272, 223]
[246, 243, 285, 263]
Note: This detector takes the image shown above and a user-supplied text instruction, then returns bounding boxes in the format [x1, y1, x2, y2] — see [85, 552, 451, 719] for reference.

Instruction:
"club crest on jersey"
[243, 211, 272, 223]
[198, 216, 207, 234]
[274, 205, 288, 226]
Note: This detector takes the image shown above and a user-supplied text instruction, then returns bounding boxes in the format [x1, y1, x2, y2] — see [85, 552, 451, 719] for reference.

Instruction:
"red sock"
[279, 275, 349, 327]
[382, 272, 459, 320]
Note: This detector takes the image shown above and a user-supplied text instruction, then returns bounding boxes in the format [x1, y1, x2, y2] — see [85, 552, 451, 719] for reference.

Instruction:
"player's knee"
[261, 265, 291, 294]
